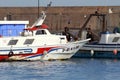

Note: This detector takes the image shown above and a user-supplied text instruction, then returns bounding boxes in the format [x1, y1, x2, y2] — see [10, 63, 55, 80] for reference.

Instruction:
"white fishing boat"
[75, 31, 120, 58]
[0, 11, 90, 61]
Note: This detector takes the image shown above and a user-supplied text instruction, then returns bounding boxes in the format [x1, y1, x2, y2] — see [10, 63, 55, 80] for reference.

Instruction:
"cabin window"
[112, 37, 120, 42]
[36, 30, 46, 35]
[8, 39, 18, 45]
[24, 39, 34, 45]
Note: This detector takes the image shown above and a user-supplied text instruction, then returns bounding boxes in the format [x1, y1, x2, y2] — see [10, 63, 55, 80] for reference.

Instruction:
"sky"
[0, 0, 119, 7]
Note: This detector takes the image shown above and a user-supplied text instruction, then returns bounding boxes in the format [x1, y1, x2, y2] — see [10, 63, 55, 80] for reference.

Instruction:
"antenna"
[38, 0, 40, 18]
[32, 11, 46, 27]
[32, 0, 52, 27]
[32, 1, 52, 27]
[45, 1, 52, 11]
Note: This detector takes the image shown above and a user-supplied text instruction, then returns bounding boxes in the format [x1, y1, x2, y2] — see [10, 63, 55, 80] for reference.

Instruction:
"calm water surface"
[0, 58, 120, 80]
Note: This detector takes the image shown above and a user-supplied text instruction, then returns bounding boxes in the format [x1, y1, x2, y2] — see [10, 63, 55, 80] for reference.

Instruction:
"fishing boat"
[73, 12, 120, 59]
[0, 11, 90, 61]
[75, 31, 120, 58]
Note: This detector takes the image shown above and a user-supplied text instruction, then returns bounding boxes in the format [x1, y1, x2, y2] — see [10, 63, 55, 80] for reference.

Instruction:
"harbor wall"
[0, 6, 120, 33]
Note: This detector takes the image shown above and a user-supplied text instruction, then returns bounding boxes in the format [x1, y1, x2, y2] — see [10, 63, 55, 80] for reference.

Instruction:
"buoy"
[113, 49, 117, 55]
[91, 50, 94, 56]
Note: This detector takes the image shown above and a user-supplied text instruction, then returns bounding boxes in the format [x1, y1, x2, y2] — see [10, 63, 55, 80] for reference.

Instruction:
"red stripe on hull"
[36, 47, 57, 53]
[0, 46, 58, 61]
[0, 56, 9, 61]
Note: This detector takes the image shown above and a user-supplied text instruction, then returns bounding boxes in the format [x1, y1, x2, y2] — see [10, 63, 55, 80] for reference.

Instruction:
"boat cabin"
[0, 27, 68, 48]
[20, 24, 51, 36]
[99, 32, 120, 44]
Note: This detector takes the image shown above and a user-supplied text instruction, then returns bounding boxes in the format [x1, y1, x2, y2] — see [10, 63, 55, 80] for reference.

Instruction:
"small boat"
[0, 11, 90, 61]
[73, 12, 120, 59]
[75, 31, 120, 59]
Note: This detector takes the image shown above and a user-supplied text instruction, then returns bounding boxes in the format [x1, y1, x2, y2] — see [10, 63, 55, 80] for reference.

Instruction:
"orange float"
[113, 49, 117, 55]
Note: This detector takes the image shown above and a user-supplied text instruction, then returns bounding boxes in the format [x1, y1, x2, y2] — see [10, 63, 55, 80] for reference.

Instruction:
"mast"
[38, 0, 40, 18]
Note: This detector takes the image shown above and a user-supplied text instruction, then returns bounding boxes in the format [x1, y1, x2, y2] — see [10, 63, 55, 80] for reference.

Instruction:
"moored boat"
[0, 11, 90, 61]
[0, 26, 89, 61]
[75, 31, 120, 58]
[73, 11, 120, 59]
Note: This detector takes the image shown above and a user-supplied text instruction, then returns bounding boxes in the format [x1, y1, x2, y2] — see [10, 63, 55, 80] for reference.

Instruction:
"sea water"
[0, 58, 120, 80]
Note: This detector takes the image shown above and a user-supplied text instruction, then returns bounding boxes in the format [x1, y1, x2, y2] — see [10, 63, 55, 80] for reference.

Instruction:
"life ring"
[8, 50, 14, 57]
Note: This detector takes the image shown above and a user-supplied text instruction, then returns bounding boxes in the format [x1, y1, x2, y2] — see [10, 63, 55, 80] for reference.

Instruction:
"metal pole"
[38, 0, 39, 18]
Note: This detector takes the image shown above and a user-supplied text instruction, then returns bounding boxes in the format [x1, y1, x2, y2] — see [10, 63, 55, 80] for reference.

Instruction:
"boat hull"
[0, 39, 89, 61]
[73, 44, 120, 59]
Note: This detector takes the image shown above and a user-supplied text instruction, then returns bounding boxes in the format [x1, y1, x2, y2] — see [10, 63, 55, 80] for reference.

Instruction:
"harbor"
[0, 0, 120, 80]
[0, 6, 120, 59]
